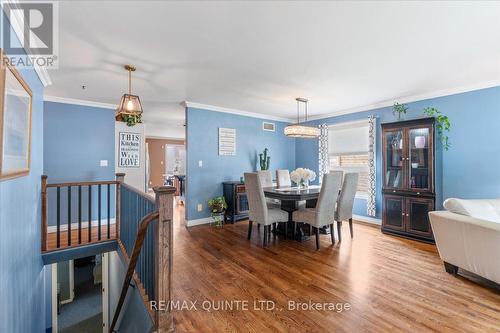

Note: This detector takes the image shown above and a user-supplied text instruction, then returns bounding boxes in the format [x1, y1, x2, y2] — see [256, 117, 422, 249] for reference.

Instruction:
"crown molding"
[307, 80, 500, 121]
[2, 0, 52, 86]
[44, 95, 117, 109]
[182, 101, 291, 123]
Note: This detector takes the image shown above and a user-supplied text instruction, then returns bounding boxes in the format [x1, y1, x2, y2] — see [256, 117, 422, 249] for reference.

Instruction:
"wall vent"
[262, 122, 275, 132]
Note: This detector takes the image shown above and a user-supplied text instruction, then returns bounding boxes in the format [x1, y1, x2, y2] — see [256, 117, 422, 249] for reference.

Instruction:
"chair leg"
[315, 227, 320, 250]
[247, 220, 253, 240]
[330, 223, 335, 244]
[263, 226, 268, 247]
[273, 223, 277, 239]
[349, 218, 353, 238]
[309, 224, 312, 236]
[268, 225, 272, 242]
[337, 220, 342, 242]
[283, 222, 287, 240]
[257, 223, 261, 233]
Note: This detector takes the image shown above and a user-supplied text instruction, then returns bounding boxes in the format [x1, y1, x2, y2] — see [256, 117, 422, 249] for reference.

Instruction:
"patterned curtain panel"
[318, 124, 329, 183]
[367, 115, 376, 217]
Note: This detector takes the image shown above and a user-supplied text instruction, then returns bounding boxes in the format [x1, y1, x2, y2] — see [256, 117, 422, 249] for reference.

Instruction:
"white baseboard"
[48, 218, 116, 233]
[353, 214, 381, 225]
[186, 217, 213, 227]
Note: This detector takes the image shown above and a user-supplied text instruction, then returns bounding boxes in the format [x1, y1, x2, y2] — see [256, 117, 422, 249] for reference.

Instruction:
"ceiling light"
[116, 64, 143, 117]
[284, 98, 320, 138]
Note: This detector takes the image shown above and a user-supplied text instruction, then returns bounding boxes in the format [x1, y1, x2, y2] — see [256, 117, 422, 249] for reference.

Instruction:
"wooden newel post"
[41, 175, 48, 252]
[115, 173, 125, 240]
[153, 185, 176, 332]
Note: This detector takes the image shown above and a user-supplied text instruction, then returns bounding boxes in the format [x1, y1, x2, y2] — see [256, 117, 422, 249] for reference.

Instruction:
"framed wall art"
[0, 50, 33, 181]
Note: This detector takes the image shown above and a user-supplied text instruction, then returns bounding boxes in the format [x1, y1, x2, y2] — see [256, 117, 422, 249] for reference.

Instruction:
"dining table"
[263, 185, 323, 241]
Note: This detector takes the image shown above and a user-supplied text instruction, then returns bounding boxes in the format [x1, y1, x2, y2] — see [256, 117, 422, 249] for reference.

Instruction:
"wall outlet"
[197, 204, 203, 212]
[100, 160, 108, 167]
[198, 160, 203, 167]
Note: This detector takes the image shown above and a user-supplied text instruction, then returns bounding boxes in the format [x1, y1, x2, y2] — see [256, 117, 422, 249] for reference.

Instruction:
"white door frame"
[51, 264, 58, 333]
[102, 252, 109, 333]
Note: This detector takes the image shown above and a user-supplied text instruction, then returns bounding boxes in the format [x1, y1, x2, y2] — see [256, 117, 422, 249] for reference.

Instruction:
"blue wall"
[44, 101, 116, 225]
[0, 11, 47, 332]
[186, 107, 295, 221]
[296, 86, 500, 219]
[44, 101, 115, 182]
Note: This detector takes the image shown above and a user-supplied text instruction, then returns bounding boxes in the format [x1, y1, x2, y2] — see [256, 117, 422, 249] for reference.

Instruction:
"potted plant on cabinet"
[208, 196, 227, 227]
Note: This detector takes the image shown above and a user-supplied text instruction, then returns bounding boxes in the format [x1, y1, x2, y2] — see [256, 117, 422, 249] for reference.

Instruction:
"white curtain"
[367, 115, 376, 217]
[318, 124, 329, 183]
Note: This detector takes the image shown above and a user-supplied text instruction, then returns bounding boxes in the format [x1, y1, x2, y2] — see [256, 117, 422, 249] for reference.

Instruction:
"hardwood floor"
[46, 224, 116, 251]
[172, 205, 500, 333]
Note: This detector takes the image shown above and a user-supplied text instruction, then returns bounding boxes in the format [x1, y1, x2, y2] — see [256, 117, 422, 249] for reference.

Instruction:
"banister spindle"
[88, 185, 92, 243]
[56, 187, 61, 248]
[107, 183, 111, 239]
[78, 185, 82, 244]
[98, 184, 102, 240]
[67, 186, 72, 246]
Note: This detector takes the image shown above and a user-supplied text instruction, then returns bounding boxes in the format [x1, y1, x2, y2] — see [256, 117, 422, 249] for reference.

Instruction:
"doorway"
[52, 253, 109, 333]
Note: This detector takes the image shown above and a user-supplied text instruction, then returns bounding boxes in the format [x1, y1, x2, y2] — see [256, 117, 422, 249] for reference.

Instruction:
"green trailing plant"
[259, 148, 270, 170]
[423, 107, 451, 151]
[393, 102, 408, 121]
[122, 114, 142, 126]
[208, 196, 227, 227]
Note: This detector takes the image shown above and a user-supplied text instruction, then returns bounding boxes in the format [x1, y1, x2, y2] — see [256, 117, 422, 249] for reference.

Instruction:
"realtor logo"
[1, 1, 59, 68]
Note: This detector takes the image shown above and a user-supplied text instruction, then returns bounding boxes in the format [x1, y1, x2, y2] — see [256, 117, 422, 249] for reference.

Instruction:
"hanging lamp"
[116, 64, 143, 117]
[284, 98, 320, 138]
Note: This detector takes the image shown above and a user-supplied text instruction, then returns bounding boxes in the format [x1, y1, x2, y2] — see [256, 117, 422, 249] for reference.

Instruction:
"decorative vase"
[298, 179, 309, 189]
[415, 136, 426, 148]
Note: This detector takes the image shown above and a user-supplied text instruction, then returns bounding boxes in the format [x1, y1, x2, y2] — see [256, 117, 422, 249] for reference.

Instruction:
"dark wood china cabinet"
[382, 117, 435, 243]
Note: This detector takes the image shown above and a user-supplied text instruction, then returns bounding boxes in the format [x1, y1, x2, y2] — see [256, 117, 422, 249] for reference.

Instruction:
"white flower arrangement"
[290, 168, 316, 186]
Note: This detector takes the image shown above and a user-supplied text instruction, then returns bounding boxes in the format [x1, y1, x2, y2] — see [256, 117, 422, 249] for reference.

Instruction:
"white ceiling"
[45, 1, 500, 138]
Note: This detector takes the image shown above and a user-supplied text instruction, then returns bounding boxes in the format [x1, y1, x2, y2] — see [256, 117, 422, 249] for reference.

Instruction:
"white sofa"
[429, 198, 500, 284]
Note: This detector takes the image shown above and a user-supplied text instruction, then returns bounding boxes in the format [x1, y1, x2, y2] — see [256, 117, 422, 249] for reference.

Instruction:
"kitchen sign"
[118, 132, 141, 167]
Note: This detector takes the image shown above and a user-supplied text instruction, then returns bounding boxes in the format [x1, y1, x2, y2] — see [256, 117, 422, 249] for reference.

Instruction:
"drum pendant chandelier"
[284, 98, 320, 138]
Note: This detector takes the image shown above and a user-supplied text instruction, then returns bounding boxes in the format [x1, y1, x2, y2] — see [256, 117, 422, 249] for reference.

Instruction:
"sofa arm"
[429, 211, 500, 284]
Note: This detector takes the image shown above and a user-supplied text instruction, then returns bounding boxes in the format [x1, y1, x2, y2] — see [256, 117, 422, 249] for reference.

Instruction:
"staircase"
[41, 173, 176, 332]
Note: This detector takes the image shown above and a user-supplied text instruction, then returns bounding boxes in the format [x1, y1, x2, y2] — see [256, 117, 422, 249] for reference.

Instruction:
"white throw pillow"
[443, 198, 500, 223]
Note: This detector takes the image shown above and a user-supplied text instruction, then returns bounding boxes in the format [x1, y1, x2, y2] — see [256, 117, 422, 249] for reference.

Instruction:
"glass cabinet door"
[408, 126, 433, 192]
[406, 198, 434, 237]
[384, 130, 405, 189]
[383, 196, 405, 231]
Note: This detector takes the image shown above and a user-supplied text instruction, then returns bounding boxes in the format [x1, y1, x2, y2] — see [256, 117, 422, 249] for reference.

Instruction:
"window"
[328, 120, 369, 197]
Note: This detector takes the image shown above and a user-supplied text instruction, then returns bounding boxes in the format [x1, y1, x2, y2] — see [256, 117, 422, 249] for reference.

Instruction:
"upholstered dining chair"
[257, 170, 273, 187]
[244, 173, 288, 246]
[335, 173, 359, 242]
[276, 169, 291, 188]
[257, 170, 281, 209]
[292, 171, 343, 250]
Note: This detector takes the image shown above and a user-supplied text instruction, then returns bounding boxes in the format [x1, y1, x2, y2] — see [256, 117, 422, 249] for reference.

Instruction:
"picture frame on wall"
[0, 50, 33, 181]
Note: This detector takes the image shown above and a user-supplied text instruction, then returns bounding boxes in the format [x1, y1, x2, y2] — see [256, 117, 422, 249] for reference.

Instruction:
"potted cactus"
[259, 148, 270, 170]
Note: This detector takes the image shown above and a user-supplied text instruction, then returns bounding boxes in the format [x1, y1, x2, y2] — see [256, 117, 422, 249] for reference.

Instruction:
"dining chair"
[292, 171, 343, 250]
[257, 170, 273, 187]
[335, 173, 359, 242]
[276, 169, 291, 188]
[244, 173, 288, 246]
[257, 170, 281, 209]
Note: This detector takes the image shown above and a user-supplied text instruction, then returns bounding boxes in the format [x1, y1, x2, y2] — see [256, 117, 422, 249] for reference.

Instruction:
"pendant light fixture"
[116, 64, 143, 117]
[284, 98, 320, 138]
